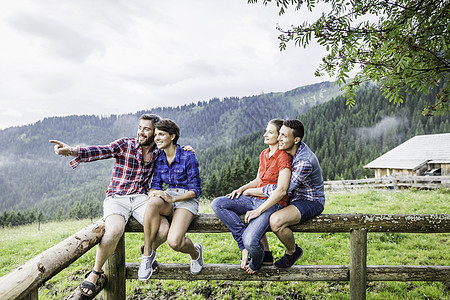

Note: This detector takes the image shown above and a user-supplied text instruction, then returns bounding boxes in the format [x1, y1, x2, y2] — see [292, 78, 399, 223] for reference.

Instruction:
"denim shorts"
[166, 188, 199, 216]
[103, 194, 148, 225]
[289, 199, 324, 223]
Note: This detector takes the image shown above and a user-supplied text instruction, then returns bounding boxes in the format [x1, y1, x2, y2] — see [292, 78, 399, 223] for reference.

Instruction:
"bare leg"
[270, 205, 302, 255]
[261, 234, 270, 251]
[82, 214, 126, 295]
[240, 249, 249, 269]
[166, 208, 198, 259]
[153, 216, 169, 250]
[142, 197, 172, 256]
[242, 234, 269, 269]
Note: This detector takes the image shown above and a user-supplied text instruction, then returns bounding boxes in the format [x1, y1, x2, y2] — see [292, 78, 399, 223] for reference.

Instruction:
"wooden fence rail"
[1, 213, 449, 300]
[324, 175, 450, 190]
[0, 221, 105, 300]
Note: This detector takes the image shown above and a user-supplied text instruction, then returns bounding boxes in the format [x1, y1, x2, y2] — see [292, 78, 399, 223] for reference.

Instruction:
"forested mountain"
[0, 81, 340, 223]
[199, 82, 450, 197]
[1, 80, 448, 225]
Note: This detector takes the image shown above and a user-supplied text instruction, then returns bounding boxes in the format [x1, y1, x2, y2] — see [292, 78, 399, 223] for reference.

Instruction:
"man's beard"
[138, 135, 154, 146]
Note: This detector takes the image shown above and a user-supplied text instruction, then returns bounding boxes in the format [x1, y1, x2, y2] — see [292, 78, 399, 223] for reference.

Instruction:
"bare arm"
[149, 189, 196, 204]
[242, 187, 265, 197]
[244, 167, 291, 223]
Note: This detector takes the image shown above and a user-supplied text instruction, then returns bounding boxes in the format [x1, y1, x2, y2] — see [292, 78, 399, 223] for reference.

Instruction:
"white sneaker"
[138, 250, 157, 281]
[190, 243, 203, 275]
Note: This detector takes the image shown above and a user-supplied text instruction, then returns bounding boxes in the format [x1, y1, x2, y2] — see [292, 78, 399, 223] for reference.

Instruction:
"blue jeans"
[211, 195, 283, 271]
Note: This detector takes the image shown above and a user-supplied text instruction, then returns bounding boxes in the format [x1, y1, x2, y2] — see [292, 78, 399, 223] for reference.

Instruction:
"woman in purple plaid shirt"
[138, 119, 203, 281]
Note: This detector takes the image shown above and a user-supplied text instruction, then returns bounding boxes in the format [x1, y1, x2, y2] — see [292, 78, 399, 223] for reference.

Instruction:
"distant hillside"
[198, 83, 450, 196]
[2, 79, 447, 222]
[0, 81, 341, 218]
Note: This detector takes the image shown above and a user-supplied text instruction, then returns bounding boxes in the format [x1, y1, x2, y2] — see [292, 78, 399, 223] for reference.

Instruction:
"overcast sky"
[0, 0, 334, 130]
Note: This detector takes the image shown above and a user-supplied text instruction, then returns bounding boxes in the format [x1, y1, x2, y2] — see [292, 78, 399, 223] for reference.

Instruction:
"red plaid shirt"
[70, 137, 159, 198]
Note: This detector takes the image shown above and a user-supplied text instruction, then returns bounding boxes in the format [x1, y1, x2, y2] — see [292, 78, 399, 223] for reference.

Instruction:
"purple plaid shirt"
[151, 144, 202, 198]
[70, 137, 159, 198]
[263, 142, 325, 206]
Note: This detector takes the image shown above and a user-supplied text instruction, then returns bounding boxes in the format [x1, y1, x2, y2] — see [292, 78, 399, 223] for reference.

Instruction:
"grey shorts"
[166, 188, 199, 216]
[103, 194, 148, 225]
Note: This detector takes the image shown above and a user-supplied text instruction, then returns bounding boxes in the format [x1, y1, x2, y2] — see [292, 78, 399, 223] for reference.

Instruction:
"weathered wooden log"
[125, 263, 450, 282]
[125, 263, 349, 281]
[366, 265, 450, 281]
[0, 220, 105, 300]
[125, 213, 450, 233]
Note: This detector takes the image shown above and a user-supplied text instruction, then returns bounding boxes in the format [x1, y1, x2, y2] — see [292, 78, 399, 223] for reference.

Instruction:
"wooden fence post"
[350, 229, 367, 300]
[104, 234, 126, 300]
[23, 289, 38, 300]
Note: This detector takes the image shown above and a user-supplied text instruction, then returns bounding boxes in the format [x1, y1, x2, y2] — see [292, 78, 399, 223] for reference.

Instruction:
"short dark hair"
[283, 119, 304, 140]
[269, 119, 284, 134]
[155, 119, 180, 144]
[139, 114, 161, 126]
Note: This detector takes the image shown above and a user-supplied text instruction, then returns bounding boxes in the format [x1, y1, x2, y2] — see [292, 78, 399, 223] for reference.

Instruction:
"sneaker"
[140, 245, 159, 274]
[138, 251, 157, 281]
[190, 243, 204, 275]
[263, 251, 274, 266]
[274, 245, 303, 269]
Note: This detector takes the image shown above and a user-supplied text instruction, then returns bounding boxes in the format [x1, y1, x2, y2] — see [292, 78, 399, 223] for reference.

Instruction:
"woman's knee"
[167, 234, 184, 251]
[156, 220, 170, 241]
[145, 197, 166, 216]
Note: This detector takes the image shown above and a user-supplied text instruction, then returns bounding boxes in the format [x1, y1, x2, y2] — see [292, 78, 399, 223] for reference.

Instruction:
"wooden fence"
[1, 213, 449, 300]
[324, 175, 450, 191]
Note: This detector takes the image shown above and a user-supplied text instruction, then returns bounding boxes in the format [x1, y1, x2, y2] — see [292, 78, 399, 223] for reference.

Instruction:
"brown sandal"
[80, 269, 107, 298]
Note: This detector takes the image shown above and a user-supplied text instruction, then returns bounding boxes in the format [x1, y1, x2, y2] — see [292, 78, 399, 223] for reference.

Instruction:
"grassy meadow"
[1, 189, 449, 299]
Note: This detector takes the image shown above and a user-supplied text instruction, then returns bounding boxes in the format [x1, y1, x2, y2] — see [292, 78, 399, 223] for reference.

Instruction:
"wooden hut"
[364, 133, 450, 178]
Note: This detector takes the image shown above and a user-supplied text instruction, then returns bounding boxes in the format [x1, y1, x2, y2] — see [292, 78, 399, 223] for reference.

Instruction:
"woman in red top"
[211, 119, 292, 274]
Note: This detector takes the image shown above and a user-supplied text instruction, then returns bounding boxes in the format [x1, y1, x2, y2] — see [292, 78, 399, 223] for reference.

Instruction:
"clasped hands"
[148, 190, 174, 203]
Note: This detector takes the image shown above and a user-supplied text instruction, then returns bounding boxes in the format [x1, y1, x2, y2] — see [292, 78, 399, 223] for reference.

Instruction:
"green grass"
[1, 189, 449, 299]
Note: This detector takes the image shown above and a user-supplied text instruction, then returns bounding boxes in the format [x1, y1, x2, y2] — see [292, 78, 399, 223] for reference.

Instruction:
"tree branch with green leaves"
[249, 0, 449, 116]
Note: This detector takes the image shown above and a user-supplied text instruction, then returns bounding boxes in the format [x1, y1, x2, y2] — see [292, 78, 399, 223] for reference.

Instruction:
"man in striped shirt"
[263, 120, 325, 269]
[50, 114, 166, 298]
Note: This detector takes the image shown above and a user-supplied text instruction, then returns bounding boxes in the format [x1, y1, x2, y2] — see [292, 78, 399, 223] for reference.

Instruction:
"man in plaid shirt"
[50, 114, 168, 297]
[263, 119, 325, 269]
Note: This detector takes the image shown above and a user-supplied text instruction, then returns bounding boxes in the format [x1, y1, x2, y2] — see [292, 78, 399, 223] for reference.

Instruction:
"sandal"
[244, 264, 259, 274]
[245, 258, 261, 274]
[80, 269, 107, 298]
[152, 260, 160, 275]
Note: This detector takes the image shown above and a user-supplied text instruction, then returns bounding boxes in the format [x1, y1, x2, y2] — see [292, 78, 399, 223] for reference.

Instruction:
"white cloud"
[0, 0, 334, 130]
[354, 116, 407, 141]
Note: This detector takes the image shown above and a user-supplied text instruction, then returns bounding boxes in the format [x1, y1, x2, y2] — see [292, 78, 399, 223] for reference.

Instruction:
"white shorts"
[103, 194, 148, 225]
[166, 188, 199, 216]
